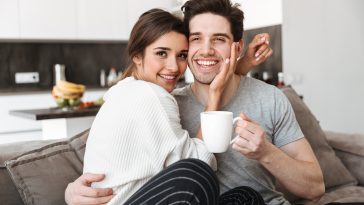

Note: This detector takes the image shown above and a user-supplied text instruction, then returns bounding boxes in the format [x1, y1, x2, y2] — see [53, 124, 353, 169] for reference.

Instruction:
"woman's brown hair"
[120, 9, 186, 80]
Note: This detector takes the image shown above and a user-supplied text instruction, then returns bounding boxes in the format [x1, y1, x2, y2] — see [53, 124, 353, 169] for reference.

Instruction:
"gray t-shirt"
[172, 76, 304, 205]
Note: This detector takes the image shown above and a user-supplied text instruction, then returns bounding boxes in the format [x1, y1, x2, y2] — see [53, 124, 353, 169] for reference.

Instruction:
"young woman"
[83, 9, 220, 205]
[80, 8, 266, 205]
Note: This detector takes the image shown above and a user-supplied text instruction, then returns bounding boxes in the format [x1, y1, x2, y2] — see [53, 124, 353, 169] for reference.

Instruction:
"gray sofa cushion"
[281, 87, 357, 190]
[304, 186, 364, 205]
[0, 139, 58, 205]
[325, 131, 364, 185]
[4, 129, 89, 205]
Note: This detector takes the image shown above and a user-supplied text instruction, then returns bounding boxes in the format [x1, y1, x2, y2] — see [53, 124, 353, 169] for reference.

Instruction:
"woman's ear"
[132, 54, 142, 67]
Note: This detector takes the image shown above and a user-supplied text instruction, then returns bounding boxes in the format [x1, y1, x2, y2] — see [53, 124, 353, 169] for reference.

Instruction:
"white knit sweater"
[83, 77, 216, 205]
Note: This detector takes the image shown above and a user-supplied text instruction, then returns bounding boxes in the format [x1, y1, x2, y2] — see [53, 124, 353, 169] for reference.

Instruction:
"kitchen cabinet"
[18, 0, 77, 40]
[0, 0, 20, 39]
[77, 0, 129, 40]
[126, 0, 174, 35]
[0, 0, 175, 41]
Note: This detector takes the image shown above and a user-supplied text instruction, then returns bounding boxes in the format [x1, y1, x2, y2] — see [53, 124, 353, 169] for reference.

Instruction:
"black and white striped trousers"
[125, 159, 265, 205]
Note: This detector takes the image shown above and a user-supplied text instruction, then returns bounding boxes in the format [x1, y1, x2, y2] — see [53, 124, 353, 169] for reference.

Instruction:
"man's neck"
[191, 74, 241, 108]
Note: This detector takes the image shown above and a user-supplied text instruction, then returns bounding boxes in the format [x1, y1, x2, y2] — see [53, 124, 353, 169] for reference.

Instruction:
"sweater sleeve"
[148, 84, 217, 171]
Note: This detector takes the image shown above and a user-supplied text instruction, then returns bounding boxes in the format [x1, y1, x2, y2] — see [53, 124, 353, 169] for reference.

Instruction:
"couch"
[1, 87, 364, 205]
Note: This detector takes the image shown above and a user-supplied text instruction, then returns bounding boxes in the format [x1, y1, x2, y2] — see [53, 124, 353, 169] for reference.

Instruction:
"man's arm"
[65, 173, 114, 205]
[232, 113, 325, 200]
[235, 33, 273, 75]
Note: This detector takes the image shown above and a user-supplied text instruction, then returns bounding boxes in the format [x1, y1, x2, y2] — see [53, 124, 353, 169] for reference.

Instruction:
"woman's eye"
[156, 51, 167, 57]
[178, 53, 188, 60]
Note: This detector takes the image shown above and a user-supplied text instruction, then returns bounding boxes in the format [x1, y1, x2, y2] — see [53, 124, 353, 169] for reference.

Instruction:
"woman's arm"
[235, 33, 273, 75]
[195, 43, 239, 139]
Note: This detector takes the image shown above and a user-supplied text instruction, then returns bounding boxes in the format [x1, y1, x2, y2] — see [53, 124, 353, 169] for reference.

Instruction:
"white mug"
[200, 111, 241, 153]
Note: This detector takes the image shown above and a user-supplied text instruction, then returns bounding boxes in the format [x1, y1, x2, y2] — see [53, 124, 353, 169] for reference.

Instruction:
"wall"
[236, 0, 282, 30]
[0, 42, 127, 90]
[282, 0, 364, 133]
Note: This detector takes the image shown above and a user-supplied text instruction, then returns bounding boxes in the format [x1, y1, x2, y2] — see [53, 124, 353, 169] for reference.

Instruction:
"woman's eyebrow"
[153, 47, 171, 51]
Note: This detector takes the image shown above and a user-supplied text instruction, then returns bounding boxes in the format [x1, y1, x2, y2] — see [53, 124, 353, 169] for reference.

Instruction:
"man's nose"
[201, 40, 215, 56]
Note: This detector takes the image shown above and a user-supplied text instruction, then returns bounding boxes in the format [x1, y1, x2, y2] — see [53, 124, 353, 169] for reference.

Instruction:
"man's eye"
[190, 37, 200, 42]
[156, 51, 167, 57]
[214, 37, 225, 42]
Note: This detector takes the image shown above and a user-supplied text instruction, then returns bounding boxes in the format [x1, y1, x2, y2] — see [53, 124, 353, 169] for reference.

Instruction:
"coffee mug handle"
[231, 117, 242, 144]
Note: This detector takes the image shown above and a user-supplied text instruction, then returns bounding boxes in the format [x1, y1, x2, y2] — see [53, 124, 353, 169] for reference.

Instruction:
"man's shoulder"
[240, 76, 281, 97]
[172, 85, 190, 97]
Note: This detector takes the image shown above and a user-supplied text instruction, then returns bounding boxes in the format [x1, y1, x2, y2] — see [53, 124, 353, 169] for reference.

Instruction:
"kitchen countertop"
[0, 86, 108, 96]
[9, 106, 101, 120]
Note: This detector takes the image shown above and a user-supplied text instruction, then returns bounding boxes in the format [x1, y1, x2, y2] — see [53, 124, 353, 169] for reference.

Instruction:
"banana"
[56, 80, 85, 93]
[52, 80, 86, 100]
[52, 86, 83, 100]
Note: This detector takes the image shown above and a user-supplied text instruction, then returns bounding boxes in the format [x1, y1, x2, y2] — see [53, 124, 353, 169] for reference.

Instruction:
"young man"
[66, 1, 324, 204]
[173, 0, 325, 204]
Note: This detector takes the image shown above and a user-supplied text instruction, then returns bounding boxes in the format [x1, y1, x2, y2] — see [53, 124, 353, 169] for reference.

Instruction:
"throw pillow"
[281, 87, 357, 190]
[5, 129, 89, 205]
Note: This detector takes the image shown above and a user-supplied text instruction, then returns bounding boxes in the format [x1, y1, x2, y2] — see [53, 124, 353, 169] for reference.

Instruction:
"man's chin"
[193, 75, 214, 85]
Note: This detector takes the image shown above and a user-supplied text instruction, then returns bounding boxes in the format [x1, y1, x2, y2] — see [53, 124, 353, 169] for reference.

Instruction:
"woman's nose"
[166, 57, 179, 72]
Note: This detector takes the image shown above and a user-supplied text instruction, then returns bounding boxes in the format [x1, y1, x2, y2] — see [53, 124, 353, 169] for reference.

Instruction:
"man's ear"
[132, 54, 142, 67]
[237, 39, 244, 56]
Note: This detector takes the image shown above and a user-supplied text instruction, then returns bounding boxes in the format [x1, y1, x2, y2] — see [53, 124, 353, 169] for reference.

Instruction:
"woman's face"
[133, 31, 188, 93]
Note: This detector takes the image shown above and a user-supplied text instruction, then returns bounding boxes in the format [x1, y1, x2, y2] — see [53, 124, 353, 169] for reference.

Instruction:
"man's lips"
[193, 59, 220, 72]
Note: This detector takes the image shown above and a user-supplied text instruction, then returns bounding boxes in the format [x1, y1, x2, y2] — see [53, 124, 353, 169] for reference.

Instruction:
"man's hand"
[235, 33, 273, 75]
[231, 113, 273, 160]
[65, 173, 114, 205]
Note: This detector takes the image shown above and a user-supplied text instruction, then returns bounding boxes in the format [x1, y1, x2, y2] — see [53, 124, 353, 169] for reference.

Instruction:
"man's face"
[187, 13, 234, 84]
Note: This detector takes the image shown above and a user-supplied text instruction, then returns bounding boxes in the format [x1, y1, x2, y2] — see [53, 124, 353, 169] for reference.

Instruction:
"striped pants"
[125, 159, 265, 205]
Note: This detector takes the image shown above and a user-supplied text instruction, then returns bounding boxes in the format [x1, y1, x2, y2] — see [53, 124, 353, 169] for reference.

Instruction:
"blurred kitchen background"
[0, 0, 363, 144]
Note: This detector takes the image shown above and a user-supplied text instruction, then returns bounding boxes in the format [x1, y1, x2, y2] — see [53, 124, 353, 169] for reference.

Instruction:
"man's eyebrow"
[153, 47, 171, 51]
[213, 33, 231, 39]
[180, 49, 189, 53]
[189, 32, 231, 40]
[189, 32, 201, 36]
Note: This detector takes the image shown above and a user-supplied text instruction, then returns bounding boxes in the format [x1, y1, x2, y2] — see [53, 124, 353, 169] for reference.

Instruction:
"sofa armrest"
[325, 131, 364, 185]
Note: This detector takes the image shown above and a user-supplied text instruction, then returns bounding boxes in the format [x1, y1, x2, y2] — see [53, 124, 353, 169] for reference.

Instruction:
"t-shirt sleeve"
[272, 88, 304, 147]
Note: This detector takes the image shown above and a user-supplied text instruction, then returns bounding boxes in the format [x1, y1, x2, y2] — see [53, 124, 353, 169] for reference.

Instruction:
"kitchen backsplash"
[0, 42, 128, 91]
[0, 25, 282, 92]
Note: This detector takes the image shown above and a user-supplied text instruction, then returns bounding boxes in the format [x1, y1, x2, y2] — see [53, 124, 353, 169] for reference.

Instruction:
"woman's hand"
[65, 173, 114, 205]
[207, 42, 239, 110]
[235, 33, 273, 75]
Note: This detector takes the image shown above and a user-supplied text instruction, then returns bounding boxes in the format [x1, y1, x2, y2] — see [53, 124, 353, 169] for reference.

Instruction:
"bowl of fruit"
[52, 80, 86, 108]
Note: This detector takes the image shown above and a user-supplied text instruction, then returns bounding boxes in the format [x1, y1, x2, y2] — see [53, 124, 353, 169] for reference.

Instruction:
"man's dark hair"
[181, 0, 244, 41]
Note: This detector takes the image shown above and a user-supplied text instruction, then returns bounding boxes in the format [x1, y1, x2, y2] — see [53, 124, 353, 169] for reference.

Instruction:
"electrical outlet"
[15, 72, 40, 84]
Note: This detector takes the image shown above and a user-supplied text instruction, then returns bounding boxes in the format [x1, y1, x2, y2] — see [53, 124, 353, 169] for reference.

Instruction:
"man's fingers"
[73, 194, 114, 205]
[78, 186, 114, 198]
[239, 113, 254, 123]
[78, 173, 106, 185]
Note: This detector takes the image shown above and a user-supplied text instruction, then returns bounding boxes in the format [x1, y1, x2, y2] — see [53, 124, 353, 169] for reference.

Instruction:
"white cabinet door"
[0, 0, 20, 39]
[77, 0, 128, 40]
[18, 0, 77, 40]
[126, 0, 173, 37]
